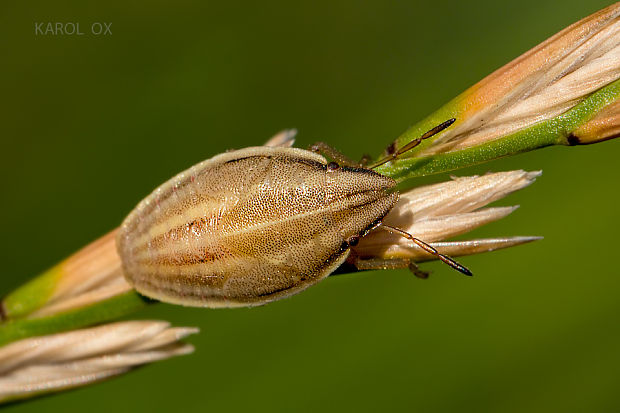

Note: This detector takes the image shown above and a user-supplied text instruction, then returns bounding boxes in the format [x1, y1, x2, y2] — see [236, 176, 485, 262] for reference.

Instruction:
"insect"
[117, 119, 470, 308]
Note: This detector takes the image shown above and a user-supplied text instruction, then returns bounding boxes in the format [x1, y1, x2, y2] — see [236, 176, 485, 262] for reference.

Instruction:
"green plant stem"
[1, 265, 63, 320]
[376, 79, 620, 181]
[1, 81, 619, 347]
[0, 292, 152, 346]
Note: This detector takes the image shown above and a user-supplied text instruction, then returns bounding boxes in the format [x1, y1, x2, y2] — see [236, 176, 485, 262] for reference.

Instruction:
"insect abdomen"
[117, 147, 397, 308]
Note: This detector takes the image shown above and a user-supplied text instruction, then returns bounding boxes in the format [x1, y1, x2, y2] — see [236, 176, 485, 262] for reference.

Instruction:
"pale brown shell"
[117, 147, 398, 308]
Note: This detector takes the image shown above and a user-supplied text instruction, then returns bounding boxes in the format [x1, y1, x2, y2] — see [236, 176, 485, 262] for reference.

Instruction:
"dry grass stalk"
[0, 321, 197, 402]
[353, 170, 541, 262]
[571, 99, 620, 143]
[417, 2, 620, 155]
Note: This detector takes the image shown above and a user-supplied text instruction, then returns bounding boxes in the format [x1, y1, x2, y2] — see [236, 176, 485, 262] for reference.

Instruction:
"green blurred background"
[1, 0, 619, 411]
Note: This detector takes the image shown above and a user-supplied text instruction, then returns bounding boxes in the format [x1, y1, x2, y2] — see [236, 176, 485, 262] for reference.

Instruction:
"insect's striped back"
[117, 147, 397, 307]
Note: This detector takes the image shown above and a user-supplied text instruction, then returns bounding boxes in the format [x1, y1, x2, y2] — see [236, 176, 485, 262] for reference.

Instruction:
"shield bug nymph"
[117, 119, 469, 308]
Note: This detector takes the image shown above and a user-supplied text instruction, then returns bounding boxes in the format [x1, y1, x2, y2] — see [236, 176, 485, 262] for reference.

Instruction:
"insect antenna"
[368, 118, 456, 169]
[379, 224, 473, 276]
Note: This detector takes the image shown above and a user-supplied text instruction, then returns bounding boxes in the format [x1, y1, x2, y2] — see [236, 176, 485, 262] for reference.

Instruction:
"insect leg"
[368, 118, 456, 169]
[309, 142, 360, 167]
[408, 261, 431, 279]
[378, 224, 473, 276]
[351, 256, 409, 270]
[348, 256, 431, 279]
